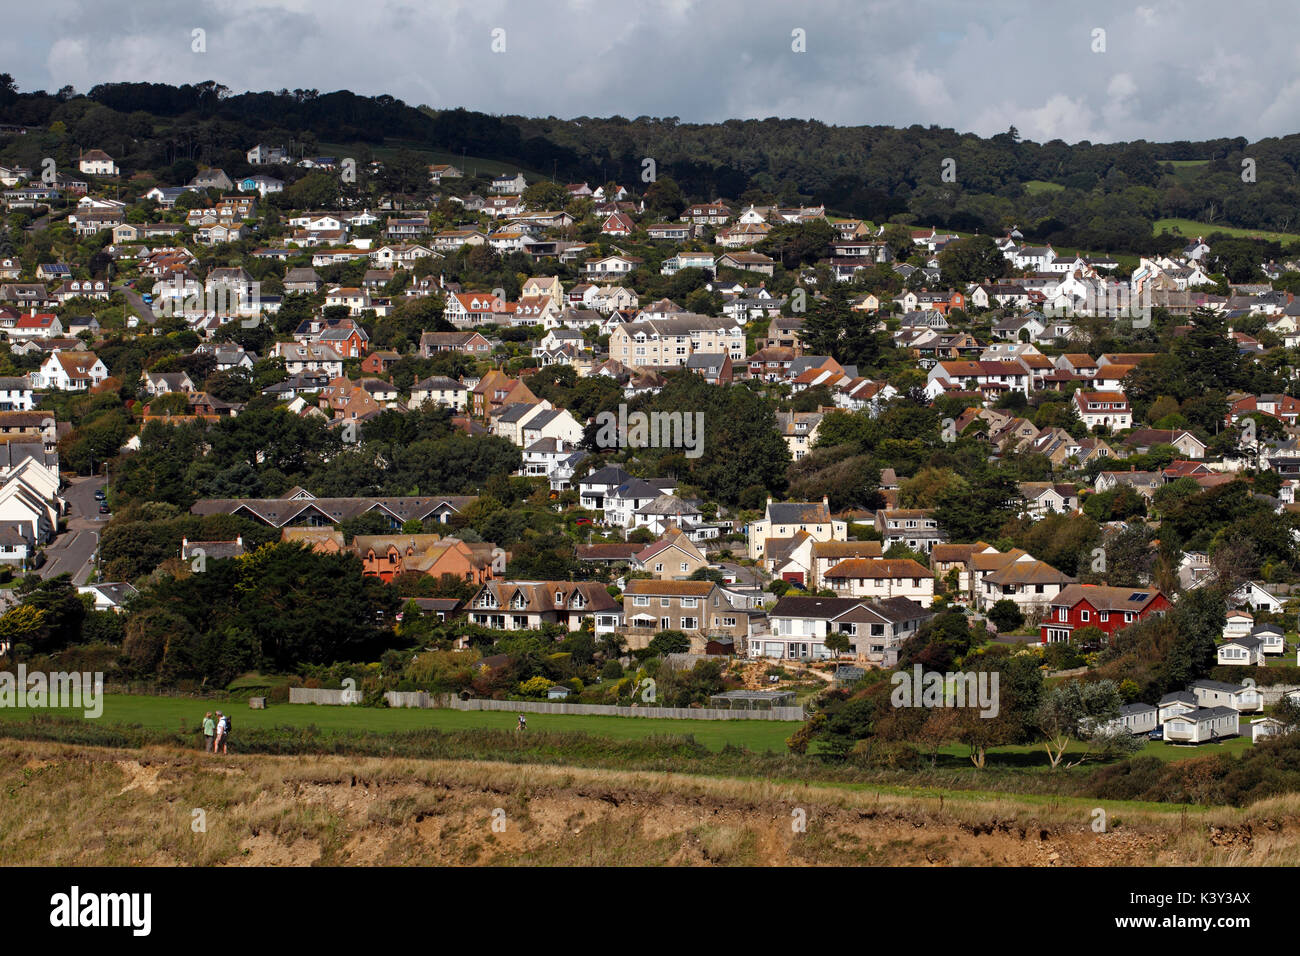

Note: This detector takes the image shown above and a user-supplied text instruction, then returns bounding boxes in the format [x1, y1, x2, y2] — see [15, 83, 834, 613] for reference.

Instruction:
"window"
[660, 598, 670, 608]
[1080, 610, 1090, 622]
[633, 596, 649, 607]
[681, 598, 697, 608]
[682, 617, 697, 630]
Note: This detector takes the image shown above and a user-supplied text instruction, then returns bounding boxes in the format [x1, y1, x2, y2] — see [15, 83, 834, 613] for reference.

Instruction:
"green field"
[318, 139, 551, 182]
[1154, 217, 1300, 244]
[0, 693, 1256, 765]
[1023, 179, 1065, 195]
[0, 694, 800, 753]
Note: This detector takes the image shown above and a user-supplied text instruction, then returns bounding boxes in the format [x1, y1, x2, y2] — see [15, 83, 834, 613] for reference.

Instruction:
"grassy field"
[0, 693, 800, 753]
[1023, 179, 1065, 195]
[0, 692, 1257, 765]
[1154, 217, 1300, 244]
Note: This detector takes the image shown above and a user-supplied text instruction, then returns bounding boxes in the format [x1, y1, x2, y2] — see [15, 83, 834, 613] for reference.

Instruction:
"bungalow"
[419, 330, 492, 357]
[1094, 702, 1159, 736]
[1251, 716, 1288, 742]
[1163, 707, 1240, 743]
[716, 251, 776, 276]
[661, 251, 717, 276]
[1123, 428, 1207, 459]
[1190, 679, 1264, 712]
[1216, 636, 1265, 666]
[1250, 622, 1286, 655]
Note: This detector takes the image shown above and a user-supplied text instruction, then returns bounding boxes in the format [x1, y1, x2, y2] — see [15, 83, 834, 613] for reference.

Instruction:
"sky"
[2, 0, 1298, 144]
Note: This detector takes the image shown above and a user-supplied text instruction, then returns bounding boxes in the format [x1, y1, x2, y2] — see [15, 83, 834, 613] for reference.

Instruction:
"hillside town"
[2, 101, 1300, 763]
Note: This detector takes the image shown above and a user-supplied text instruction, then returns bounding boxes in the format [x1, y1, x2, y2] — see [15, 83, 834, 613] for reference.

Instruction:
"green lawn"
[1023, 180, 1065, 195]
[0, 691, 1260, 767]
[0, 693, 800, 753]
[1154, 217, 1300, 244]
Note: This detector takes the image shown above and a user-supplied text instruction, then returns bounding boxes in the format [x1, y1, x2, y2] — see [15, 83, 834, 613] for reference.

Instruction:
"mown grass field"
[0, 693, 1257, 766]
[1154, 217, 1300, 244]
[1023, 179, 1065, 195]
[0, 693, 800, 753]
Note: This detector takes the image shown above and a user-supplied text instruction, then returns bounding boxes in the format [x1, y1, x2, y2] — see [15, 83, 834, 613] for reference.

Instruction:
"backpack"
[222, 715, 231, 734]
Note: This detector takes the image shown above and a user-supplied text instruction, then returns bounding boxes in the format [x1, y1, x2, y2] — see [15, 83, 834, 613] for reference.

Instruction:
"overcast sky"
[3, 0, 1298, 144]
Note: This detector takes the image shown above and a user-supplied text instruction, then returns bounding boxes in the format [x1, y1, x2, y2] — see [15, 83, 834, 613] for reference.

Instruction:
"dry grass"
[0, 739, 1295, 866]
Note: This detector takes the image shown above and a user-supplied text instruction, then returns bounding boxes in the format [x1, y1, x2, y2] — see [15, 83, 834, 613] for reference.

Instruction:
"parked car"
[94, 488, 106, 500]
[97, 503, 110, 514]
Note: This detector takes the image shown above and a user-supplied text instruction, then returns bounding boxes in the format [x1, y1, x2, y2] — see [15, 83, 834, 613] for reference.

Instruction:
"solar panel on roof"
[1129, 592, 1148, 601]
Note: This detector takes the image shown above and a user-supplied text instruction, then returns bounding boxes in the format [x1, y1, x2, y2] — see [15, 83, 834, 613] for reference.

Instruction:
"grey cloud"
[4, 0, 1299, 143]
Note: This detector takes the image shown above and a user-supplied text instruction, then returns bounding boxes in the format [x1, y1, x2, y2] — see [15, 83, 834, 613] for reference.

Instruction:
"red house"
[1040, 584, 1170, 645]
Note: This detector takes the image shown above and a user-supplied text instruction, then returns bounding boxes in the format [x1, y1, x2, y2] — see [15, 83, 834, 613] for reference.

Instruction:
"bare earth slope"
[0, 740, 1292, 866]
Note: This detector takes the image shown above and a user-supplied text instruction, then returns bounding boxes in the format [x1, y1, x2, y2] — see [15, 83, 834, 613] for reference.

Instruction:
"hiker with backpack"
[217, 712, 231, 753]
[213, 711, 226, 753]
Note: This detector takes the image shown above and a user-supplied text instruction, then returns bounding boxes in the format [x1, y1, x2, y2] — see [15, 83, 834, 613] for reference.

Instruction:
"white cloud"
[5, 0, 1299, 144]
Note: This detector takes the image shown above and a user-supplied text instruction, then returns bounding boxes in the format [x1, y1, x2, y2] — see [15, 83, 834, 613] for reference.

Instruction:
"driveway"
[119, 285, 158, 326]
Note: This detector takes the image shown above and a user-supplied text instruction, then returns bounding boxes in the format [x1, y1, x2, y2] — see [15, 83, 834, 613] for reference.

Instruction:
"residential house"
[1040, 584, 1170, 644]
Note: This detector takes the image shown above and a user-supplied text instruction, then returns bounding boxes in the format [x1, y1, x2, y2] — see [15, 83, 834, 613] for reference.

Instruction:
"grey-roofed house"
[1162, 706, 1240, 743]
[1190, 679, 1264, 712]
[191, 489, 478, 529]
[77, 581, 140, 612]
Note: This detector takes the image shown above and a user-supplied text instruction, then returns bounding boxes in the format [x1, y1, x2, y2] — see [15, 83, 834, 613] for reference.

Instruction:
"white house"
[1163, 707, 1240, 743]
[31, 351, 108, 391]
[1190, 679, 1263, 713]
[1093, 702, 1158, 736]
[78, 150, 118, 176]
[1073, 390, 1133, 431]
[759, 594, 930, 664]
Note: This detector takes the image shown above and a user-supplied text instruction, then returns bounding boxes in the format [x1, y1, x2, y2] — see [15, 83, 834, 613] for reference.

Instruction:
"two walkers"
[202, 710, 231, 753]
